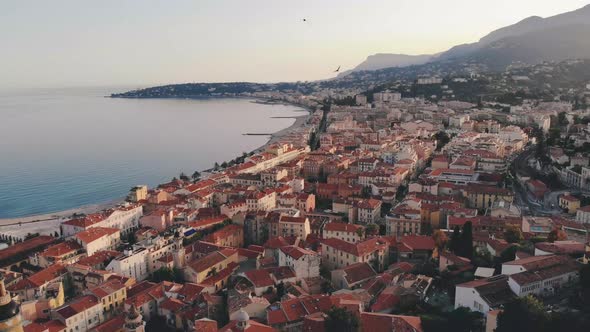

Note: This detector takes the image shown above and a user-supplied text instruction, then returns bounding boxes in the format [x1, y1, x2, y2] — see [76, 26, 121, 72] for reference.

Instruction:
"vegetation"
[421, 307, 483, 332]
[325, 306, 360, 332]
[547, 228, 567, 242]
[503, 224, 524, 244]
[151, 267, 185, 283]
[450, 222, 473, 259]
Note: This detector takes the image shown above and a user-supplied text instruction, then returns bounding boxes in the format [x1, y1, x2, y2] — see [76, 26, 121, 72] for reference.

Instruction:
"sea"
[0, 87, 305, 218]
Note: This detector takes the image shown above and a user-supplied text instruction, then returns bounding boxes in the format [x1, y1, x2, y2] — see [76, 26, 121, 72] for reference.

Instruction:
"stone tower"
[124, 304, 145, 332]
[0, 275, 23, 332]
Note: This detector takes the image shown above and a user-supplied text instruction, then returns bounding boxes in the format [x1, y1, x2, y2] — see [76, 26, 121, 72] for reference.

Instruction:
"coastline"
[0, 97, 311, 230]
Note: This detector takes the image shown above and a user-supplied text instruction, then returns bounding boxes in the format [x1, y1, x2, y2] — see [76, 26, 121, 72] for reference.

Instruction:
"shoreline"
[0, 97, 311, 227]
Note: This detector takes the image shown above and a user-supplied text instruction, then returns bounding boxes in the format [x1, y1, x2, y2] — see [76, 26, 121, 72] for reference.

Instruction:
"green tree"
[499, 245, 518, 263]
[459, 221, 473, 259]
[179, 172, 190, 181]
[434, 131, 451, 151]
[325, 306, 360, 332]
[504, 224, 524, 243]
[191, 171, 201, 181]
[365, 224, 379, 237]
[276, 282, 285, 298]
[449, 226, 461, 253]
[496, 296, 547, 332]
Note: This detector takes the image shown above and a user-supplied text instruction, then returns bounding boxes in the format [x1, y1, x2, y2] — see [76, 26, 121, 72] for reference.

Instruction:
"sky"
[1, 0, 589, 89]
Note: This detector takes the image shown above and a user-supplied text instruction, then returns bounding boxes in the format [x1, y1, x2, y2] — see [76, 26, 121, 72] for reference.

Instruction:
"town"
[2, 71, 590, 332]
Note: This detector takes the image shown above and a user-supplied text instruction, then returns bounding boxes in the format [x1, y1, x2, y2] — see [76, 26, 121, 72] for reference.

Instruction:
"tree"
[434, 131, 451, 151]
[365, 224, 379, 237]
[459, 221, 473, 259]
[53, 231, 60, 238]
[547, 228, 567, 242]
[221, 161, 228, 168]
[504, 224, 524, 244]
[276, 282, 285, 298]
[127, 232, 137, 245]
[496, 296, 547, 332]
[325, 306, 360, 332]
[449, 226, 461, 253]
[433, 230, 448, 251]
[191, 171, 201, 181]
[179, 172, 189, 181]
[499, 245, 518, 263]
[214, 162, 220, 170]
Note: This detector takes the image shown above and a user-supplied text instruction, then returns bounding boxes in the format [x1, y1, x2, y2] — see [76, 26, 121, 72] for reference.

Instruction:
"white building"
[61, 203, 143, 238]
[502, 255, 579, 297]
[278, 246, 320, 279]
[454, 275, 514, 314]
[74, 227, 120, 256]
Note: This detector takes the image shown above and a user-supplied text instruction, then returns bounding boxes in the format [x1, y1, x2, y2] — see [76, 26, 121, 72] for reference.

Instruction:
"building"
[356, 199, 382, 224]
[106, 248, 149, 282]
[184, 249, 239, 285]
[321, 237, 390, 271]
[278, 216, 311, 240]
[559, 195, 580, 214]
[54, 295, 103, 332]
[576, 205, 590, 223]
[205, 224, 244, 248]
[278, 246, 320, 279]
[127, 186, 148, 202]
[454, 275, 515, 314]
[463, 185, 514, 210]
[139, 210, 173, 232]
[331, 262, 377, 290]
[74, 227, 121, 256]
[502, 255, 579, 297]
[360, 312, 423, 332]
[87, 279, 127, 319]
[61, 204, 143, 237]
[322, 222, 364, 243]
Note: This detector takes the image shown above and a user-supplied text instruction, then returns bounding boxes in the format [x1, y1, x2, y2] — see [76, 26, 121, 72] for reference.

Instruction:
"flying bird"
[334, 65, 341, 73]
[303, 18, 307, 22]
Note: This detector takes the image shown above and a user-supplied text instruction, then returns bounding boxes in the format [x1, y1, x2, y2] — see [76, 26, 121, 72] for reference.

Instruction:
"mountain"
[347, 53, 434, 73]
[346, 4, 590, 72]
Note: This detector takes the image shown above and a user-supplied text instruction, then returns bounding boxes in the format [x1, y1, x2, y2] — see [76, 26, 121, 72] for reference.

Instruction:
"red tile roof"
[56, 295, 100, 319]
[361, 312, 423, 332]
[75, 227, 119, 244]
[341, 262, 376, 284]
[280, 246, 316, 260]
[323, 222, 364, 233]
[398, 235, 435, 251]
[244, 269, 274, 288]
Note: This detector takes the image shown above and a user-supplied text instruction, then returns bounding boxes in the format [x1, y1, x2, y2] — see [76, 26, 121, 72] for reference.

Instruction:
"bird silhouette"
[334, 65, 341, 73]
[303, 18, 307, 22]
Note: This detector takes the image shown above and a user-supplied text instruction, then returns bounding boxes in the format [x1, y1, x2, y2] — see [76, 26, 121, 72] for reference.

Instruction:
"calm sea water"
[0, 87, 304, 218]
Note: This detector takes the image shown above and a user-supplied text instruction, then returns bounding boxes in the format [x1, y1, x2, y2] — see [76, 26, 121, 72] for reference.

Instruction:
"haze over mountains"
[345, 4, 590, 74]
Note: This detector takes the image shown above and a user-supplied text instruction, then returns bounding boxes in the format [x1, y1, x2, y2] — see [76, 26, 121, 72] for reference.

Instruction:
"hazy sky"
[1, 0, 589, 88]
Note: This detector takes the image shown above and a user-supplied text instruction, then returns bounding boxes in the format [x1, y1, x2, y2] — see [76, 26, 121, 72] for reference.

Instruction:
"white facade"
[278, 247, 320, 279]
[455, 285, 492, 314]
[106, 247, 150, 281]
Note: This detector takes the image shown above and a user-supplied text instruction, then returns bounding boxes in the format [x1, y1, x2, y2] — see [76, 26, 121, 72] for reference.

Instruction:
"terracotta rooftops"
[74, 227, 119, 244]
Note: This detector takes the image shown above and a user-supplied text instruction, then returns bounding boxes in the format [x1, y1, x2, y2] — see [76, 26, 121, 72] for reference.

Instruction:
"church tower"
[124, 304, 145, 332]
[0, 274, 23, 332]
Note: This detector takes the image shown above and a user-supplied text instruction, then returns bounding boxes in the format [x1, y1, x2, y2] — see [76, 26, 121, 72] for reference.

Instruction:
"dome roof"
[0, 300, 19, 321]
[235, 309, 250, 322]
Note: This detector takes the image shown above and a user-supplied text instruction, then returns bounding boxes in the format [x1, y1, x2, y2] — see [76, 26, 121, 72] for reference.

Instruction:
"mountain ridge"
[346, 4, 590, 73]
